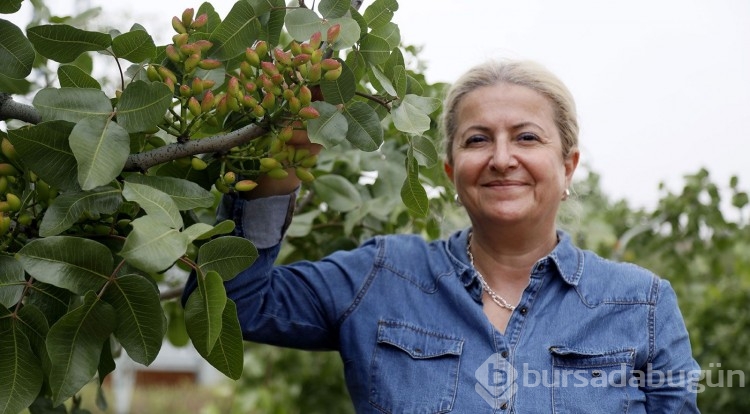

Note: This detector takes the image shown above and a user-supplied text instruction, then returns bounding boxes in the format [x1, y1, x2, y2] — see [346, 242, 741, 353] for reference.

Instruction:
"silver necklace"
[466, 231, 516, 311]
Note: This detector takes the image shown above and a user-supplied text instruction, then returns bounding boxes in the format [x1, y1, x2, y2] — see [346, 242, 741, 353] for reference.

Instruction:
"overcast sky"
[10, 0, 750, 211]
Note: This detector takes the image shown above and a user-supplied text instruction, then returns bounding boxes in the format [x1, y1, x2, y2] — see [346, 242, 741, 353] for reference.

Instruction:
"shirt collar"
[446, 227, 585, 288]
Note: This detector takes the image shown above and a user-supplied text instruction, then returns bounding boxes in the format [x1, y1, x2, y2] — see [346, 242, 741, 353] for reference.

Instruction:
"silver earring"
[454, 194, 463, 206]
[562, 188, 571, 201]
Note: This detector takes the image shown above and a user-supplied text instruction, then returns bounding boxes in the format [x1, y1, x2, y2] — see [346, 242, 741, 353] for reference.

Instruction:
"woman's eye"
[517, 133, 539, 142]
[465, 135, 488, 145]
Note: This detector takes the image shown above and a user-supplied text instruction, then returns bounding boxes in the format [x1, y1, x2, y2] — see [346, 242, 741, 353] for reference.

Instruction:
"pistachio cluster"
[0, 138, 53, 240]
[144, 8, 342, 194]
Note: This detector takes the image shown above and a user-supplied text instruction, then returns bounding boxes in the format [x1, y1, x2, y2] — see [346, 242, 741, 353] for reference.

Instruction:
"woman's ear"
[444, 161, 454, 181]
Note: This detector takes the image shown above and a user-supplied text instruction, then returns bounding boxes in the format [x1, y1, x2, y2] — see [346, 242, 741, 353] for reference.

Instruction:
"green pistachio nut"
[300, 154, 318, 168]
[172, 16, 187, 34]
[254, 40, 268, 58]
[288, 96, 301, 114]
[191, 13, 208, 29]
[234, 179, 258, 192]
[320, 58, 341, 72]
[5, 193, 21, 211]
[0, 176, 7, 193]
[188, 97, 202, 117]
[223, 171, 236, 185]
[278, 125, 294, 142]
[1, 138, 17, 162]
[201, 90, 215, 113]
[146, 65, 161, 81]
[309, 32, 322, 50]
[181, 8, 194, 28]
[179, 84, 192, 98]
[245, 48, 260, 67]
[197, 58, 221, 70]
[259, 157, 281, 171]
[266, 167, 289, 180]
[295, 167, 315, 183]
[290, 41, 302, 56]
[0, 163, 19, 176]
[292, 54, 310, 67]
[191, 157, 208, 171]
[326, 24, 341, 44]
[298, 106, 320, 120]
[298, 85, 312, 106]
[308, 63, 322, 83]
[165, 44, 182, 63]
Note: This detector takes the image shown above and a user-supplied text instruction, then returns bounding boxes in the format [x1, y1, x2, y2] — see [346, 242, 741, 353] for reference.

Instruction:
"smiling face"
[445, 82, 579, 230]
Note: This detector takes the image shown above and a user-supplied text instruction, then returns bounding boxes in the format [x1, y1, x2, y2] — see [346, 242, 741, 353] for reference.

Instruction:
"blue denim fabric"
[185, 198, 701, 413]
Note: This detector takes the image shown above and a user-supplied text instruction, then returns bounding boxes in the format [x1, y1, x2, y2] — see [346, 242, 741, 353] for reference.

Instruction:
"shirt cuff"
[217, 189, 298, 249]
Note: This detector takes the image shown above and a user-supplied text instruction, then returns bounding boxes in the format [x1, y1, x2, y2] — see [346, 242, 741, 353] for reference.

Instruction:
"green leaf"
[195, 299, 244, 380]
[124, 175, 214, 210]
[344, 49, 367, 80]
[0, 255, 25, 308]
[208, 1, 261, 61]
[0, 318, 43, 414]
[33, 88, 112, 124]
[312, 175, 362, 212]
[320, 59, 356, 105]
[400, 150, 428, 217]
[198, 236, 257, 281]
[392, 94, 441, 135]
[7, 121, 80, 191]
[47, 291, 115, 406]
[307, 101, 348, 148]
[343, 101, 383, 151]
[17, 236, 112, 295]
[284, 8, 324, 41]
[112, 29, 156, 63]
[39, 186, 122, 237]
[16, 305, 51, 378]
[189, 219, 235, 240]
[119, 216, 189, 274]
[58, 64, 101, 89]
[116, 80, 172, 133]
[363, 0, 398, 28]
[185, 271, 227, 355]
[286, 210, 320, 238]
[391, 65, 408, 98]
[359, 34, 391, 65]
[122, 181, 183, 230]
[70, 116, 130, 190]
[0, 18, 35, 79]
[102, 274, 165, 365]
[27, 24, 111, 63]
[370, 22, 400, 50]
[183, 223, 215, 243]
[0, 0, 22, 13]
[411, 135, 439, 167]
[319, 0, 351, 18]
[369, 65, 397, 97]
[97, 338, 116, 386]
[0, 72, 31, 94]
[327, 17, 361, 51]
[253, 0, 286, 46]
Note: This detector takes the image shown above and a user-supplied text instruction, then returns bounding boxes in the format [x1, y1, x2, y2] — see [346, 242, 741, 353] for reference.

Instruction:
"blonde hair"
[441, 59, 579, 164]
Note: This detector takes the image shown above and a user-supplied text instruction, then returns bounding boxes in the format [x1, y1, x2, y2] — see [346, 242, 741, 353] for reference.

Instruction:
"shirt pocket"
[369, 320, 463, 414]
[549, 346, 637, 414]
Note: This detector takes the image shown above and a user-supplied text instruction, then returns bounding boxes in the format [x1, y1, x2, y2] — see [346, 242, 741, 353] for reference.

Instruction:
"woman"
[185, 59, 701, 412]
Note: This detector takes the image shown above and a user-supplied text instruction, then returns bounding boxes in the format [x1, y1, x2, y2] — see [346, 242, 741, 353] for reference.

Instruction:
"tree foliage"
[1, 1, 748, 414]
[0, 1, 449, 412]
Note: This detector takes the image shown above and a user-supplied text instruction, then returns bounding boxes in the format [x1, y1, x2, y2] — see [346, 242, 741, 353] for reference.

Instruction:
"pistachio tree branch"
[0, 93, 42, 124]
[123, 123, 267, 172]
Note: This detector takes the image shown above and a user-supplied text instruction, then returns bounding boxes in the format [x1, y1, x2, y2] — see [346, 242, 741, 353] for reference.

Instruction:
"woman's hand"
[240, 124, 323, 199]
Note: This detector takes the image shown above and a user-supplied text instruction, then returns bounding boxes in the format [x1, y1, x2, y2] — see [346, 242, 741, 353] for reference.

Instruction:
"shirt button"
[519, 307, 528, 315]
[537, 262, 546, 272]
[500, 402, 509, 410]
[500, 350, 509, 358]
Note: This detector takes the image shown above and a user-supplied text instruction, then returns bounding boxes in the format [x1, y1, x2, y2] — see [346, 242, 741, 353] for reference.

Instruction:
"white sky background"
[9, 0, 750, 211]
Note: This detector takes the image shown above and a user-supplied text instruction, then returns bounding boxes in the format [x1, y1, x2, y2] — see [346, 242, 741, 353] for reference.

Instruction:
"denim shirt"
[187, 193, 701, 413]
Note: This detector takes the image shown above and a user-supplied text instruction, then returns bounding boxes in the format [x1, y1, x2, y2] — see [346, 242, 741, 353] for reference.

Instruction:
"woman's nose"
[490, 140, 518, 171]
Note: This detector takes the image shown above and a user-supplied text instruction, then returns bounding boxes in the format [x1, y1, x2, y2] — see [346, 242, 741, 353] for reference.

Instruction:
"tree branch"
[124, 123, 267, 172]
[0, 93, 42, 124]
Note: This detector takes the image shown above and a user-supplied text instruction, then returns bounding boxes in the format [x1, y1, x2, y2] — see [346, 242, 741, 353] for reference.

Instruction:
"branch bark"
[123, 123, 267, 172]
[0, 93, 42, 124]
